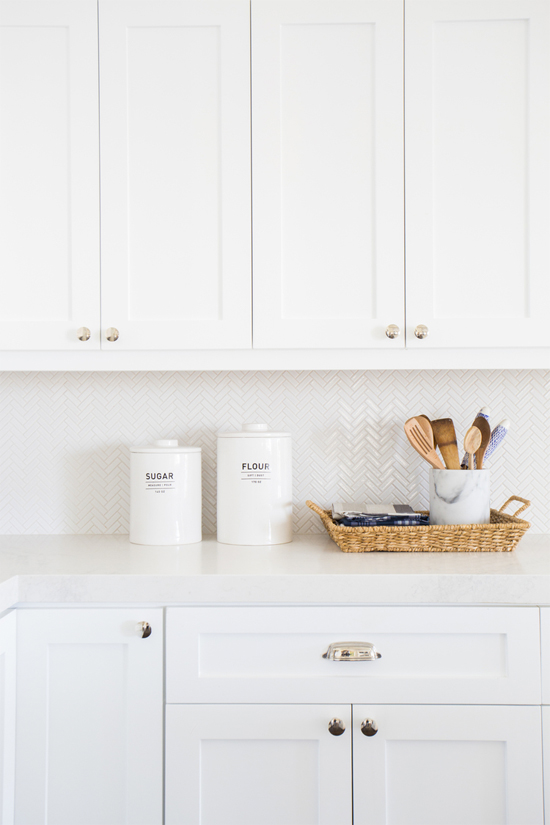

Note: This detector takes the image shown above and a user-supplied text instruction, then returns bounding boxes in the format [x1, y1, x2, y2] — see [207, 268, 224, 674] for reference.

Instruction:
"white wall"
[0, 369, 547, 534]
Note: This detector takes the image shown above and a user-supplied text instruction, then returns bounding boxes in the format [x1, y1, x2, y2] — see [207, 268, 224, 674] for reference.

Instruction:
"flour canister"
[217, 423, 292, 545]
[130, 439, 201, 545]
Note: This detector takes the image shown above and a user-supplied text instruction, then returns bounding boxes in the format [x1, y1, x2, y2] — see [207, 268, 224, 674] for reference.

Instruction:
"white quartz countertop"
[0, 533, 548, 611]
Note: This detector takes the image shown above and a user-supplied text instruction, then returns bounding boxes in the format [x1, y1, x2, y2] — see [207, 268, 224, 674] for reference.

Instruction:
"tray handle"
[306, 500, 328, 517]
[498, 496, 531, 518]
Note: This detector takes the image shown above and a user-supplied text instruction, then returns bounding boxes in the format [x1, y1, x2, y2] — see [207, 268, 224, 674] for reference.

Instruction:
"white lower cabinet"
[14, 608, 163, 825]
[165, 704, 352, 825]
[353, 704, 543, 825]
[543, 706, 550, 825]
[165, 703, 543, 825]
[7, 604, 548, 824]
[0, 613, 15, 825]
[165, 605, 545, 825]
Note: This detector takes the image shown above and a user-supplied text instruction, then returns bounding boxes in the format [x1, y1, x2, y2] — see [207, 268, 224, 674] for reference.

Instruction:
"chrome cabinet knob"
[137, 621, 151, 639]
[385, 324, 400, 339]
[323, 642, 381, 662]
[414, 324, 429, 339]
[328, 718, 346, 736]
[106, 327, 119, 342]
[360, 718, 378, 737]
[77, 327, 91, 342]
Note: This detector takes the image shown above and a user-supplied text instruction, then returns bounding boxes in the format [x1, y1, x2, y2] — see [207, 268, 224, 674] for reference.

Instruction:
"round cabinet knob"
[137, 621, 152, 639]
[77, 327, 91, 342]
[414, 324, 429, 340]
[328, 718, 346, 736]
[106, 327, 119, 342]
[360, 718, 378, 737]
[385, 324, 400, 340]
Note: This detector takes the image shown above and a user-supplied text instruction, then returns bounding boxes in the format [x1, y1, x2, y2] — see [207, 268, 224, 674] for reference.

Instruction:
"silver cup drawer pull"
[322, 641, 381, 661]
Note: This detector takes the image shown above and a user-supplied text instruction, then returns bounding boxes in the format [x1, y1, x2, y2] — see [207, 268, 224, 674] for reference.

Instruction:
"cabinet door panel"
[543, 707, 550, 825]
[353, 705, 544, 825]
[406, 0, 550, 348]
[99, 1, 251, 350]
[0, 613, 15, 825]
[0, 1, 100, 350]
[541, 607, 550, 704]
[165, 704, 352, 825]
[252, 0, 404, 349]
[15, 609, 163, 825]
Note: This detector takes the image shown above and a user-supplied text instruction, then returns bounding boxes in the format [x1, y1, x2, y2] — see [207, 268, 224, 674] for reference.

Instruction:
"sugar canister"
[217, 423, 292, 545]
[130, 439, 201, 545]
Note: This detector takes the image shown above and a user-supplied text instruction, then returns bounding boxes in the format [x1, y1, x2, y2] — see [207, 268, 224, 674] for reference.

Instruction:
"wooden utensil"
[472, 414, 491, 469]
[431, 418, 461, 469]
[404, 418, 445, 469]
[416, 415, 434, 447]
[463, 426, 482, 470]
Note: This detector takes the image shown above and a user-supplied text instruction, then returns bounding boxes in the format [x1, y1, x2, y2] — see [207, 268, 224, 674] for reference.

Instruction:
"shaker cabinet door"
[14, 609, 163, 825]
[0, 1, 100, 351]
[0, 613, 15, 825]
[405, 0, 550, 348]
[352, 704, 544, 825]
[99, 0, 252, 351]
[252, 0, 404, 349]
[543, 706, 550, 825]
[165, 704, 352, 825]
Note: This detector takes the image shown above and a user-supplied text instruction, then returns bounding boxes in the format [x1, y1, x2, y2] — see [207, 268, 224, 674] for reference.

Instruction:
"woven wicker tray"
[306, 496, 531, 553]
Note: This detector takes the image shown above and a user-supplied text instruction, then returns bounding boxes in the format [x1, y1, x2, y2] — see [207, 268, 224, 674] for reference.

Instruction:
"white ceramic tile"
[0, 370, 547, 534]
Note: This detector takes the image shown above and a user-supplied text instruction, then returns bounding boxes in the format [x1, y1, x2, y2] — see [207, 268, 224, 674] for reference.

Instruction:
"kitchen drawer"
[541, 607, 550, 704]
[166, 606, 541, 705]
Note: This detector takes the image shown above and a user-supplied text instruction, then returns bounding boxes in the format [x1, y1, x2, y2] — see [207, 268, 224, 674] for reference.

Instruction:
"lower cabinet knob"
[328, 718, 346, 736]
[414, 324, 429, 340]
[360, 718, 378, 737]
[106, 327, 119, 342]
[385, 324, 400, 340]
[137, 621, 152, 639]
[77, 327, 91, 342]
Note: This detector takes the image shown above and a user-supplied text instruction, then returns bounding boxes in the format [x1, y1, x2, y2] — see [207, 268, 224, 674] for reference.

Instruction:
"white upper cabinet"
[252, 0, 404, 349]
[0, 1, 100, 351]
[405, 0, 550, 348]
[98, 0, 252, 350]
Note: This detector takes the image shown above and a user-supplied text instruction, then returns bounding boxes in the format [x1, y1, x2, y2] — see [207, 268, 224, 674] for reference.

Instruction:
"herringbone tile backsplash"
[0, 370, 548, 534]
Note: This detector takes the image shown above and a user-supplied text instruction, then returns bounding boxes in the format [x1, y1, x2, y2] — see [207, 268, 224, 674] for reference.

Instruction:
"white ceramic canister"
[130, 439, 201, 545]
[217, 423, 292, 545]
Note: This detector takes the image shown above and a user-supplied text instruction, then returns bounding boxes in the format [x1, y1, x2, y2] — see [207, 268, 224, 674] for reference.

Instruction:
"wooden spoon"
[463, 426, 482, 470]
[431, 418, 461, 469]
[404, 418, 445, 469]
[472, 415, 491, 470]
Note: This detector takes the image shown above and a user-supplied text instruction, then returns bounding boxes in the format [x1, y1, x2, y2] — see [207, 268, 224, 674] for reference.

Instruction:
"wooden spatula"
[431, 418, 461, 469]
[464, 425, 482, 470]
[416, 415, 434, 447]
[472, 415, 491, 469]
[404, 418, 445, 469]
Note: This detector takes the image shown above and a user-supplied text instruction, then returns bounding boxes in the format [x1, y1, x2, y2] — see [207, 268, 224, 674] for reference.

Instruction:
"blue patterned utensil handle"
[460, 407, 490, 469]
[484, 418, 510, 461]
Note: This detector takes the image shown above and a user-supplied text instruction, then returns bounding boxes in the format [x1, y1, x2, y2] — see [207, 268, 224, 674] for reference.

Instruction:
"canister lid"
[130, 439, 201, 453]
[217, 422, 291, 438]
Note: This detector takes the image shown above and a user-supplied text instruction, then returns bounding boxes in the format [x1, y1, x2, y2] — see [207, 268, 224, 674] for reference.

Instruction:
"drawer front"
[542, 607, 550, 704]
[166, 606, 541, 705]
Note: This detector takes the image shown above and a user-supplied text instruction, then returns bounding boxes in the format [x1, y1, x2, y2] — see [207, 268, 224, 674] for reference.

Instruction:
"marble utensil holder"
[429, 469, 490, 526]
